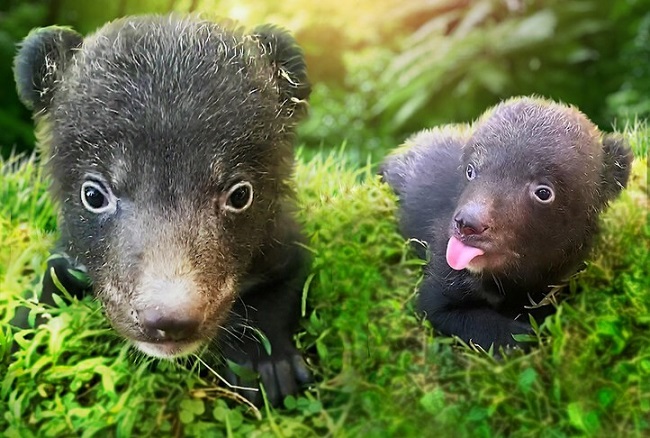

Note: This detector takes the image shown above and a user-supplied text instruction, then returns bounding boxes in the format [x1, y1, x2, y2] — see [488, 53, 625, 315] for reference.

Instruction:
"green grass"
[1, 126, 648, 437]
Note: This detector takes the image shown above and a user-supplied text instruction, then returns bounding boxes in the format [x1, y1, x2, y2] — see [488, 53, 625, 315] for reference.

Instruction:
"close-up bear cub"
[380, 97, 633, 350]
[13, 14, 312, 406]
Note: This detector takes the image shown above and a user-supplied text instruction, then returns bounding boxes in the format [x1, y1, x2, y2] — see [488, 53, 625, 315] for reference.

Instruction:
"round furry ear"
[251, 25, 311, 122]
[600, 133, 633, 204]
[13, 26, 83, 113]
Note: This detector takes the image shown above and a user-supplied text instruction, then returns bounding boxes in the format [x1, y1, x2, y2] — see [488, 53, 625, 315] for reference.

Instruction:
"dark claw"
[219, 338, 312, 407]
[258, 361, 280, 406]
[274, 359, 297, 401]
[291, 354, 312, 385]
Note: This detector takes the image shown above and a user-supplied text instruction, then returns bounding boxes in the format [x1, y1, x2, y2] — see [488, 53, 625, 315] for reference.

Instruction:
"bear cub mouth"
[133, 339, 205, 358]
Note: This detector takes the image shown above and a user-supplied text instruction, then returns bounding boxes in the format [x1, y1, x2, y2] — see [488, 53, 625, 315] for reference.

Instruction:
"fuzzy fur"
[381, 97, 633, 349]
[14, 14, 312, 406]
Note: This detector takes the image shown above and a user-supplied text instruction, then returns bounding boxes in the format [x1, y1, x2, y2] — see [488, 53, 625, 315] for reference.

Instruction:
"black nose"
[454, 204, 489, 236]
[138, 308, 200, 342]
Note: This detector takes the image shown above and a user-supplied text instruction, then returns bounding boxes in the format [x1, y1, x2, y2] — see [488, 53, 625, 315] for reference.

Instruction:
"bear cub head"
[446, 98, 632, 279]
[14, 14, 310, 358]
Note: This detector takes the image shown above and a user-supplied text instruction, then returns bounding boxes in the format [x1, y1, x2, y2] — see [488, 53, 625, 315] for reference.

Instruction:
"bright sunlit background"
[1, 0, 648, 160]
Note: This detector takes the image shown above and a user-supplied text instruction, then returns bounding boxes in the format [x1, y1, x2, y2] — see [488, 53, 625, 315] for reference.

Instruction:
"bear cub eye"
[532, 184, 555, 204]
[81, 179, 116, 214]
[224, 181, 254, 212]
[466, 164, 476, 181]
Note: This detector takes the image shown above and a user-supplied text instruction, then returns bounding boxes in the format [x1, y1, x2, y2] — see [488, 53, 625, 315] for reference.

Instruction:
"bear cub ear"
[600, 133, 634, 204]
[13, 26, 83, 113]
[251, 25, 311, 122]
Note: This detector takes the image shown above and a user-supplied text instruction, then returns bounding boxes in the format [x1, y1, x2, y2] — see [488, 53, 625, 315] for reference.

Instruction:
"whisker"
[491, 274, 506, 296]
[192, 354, 257, 392]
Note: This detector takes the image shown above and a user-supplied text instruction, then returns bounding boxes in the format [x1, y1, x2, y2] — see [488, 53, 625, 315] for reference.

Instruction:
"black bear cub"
[381, 97, 632, 350]
[13, 14, 311, 405]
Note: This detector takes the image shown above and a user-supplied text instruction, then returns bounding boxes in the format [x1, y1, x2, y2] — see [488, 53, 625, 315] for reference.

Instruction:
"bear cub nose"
[454, 204, 489, 236]
[138, 307, 201, 342]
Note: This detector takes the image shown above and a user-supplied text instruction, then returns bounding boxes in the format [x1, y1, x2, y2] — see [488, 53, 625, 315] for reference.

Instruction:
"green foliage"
[298, 49, 400, 163]
[1, 127, 648, 436]
[606, 12, 650, 123]
[0, 1, 48, 157]
[375, 0, 648, 133]
[0, 154, 56, 231]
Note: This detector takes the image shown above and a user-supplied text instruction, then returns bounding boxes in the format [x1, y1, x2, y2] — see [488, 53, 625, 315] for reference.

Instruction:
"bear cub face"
[14, 15, 310, 359]
[448, 100, 622, 278]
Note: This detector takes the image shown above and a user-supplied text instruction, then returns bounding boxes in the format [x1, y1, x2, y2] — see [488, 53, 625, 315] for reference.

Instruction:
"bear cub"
[380, 97, 632, 350]
[13, 14, 312, 406]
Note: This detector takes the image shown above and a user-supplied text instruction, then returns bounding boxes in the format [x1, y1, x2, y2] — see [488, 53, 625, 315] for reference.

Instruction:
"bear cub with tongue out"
[380, 97, 632, 349]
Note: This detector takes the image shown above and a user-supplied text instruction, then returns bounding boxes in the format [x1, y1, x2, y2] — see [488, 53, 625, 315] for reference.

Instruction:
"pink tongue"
[446, 236, 485, 270]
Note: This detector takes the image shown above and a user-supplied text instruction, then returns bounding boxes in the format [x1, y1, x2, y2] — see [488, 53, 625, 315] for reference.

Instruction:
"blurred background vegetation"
[1, 0, 649, 160]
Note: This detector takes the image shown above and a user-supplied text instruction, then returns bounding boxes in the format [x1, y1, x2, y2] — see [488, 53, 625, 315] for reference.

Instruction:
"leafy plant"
[298, 48, 400, 163]
[375, 0, 645, 133]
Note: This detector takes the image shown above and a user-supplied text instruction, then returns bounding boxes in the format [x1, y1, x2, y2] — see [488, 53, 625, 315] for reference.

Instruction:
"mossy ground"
[1, 125, 648, 437]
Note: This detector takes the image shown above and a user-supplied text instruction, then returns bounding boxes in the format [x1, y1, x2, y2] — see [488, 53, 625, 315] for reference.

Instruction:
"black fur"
[252, 24, 310, 121]
[13, 26, 82, 112]
[381, 97, 633, 350]
[13, 14, 312, 406]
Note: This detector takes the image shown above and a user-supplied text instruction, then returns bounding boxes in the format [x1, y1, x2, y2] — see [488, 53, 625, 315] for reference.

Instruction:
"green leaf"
[512, 333, 536, 343]
[49, 267, 71, 300]
[27, 308, 38, 328]
[179, 409, 194, 424]
[227, 409, 244, 429]
[284, 395, 297, 410]
[224, 359, 259, 381]
[249, 327, 272, 356]
[307, 400, 323, 414]
[466, 406, 488, 422]
[302, 273, 315, 317]
[420, 388, 445, 414]
[180, 398, 204, 415]
[96, 365, 116, 395]
[66, 268, 91, 285]
[508, 10, 557, 49]
[529, 313, 540, 333]
[567, 402, 587, 432]
[597, 388, 616, 408]
[517, 368, 538, 395]
[212, 400, 229, 422]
